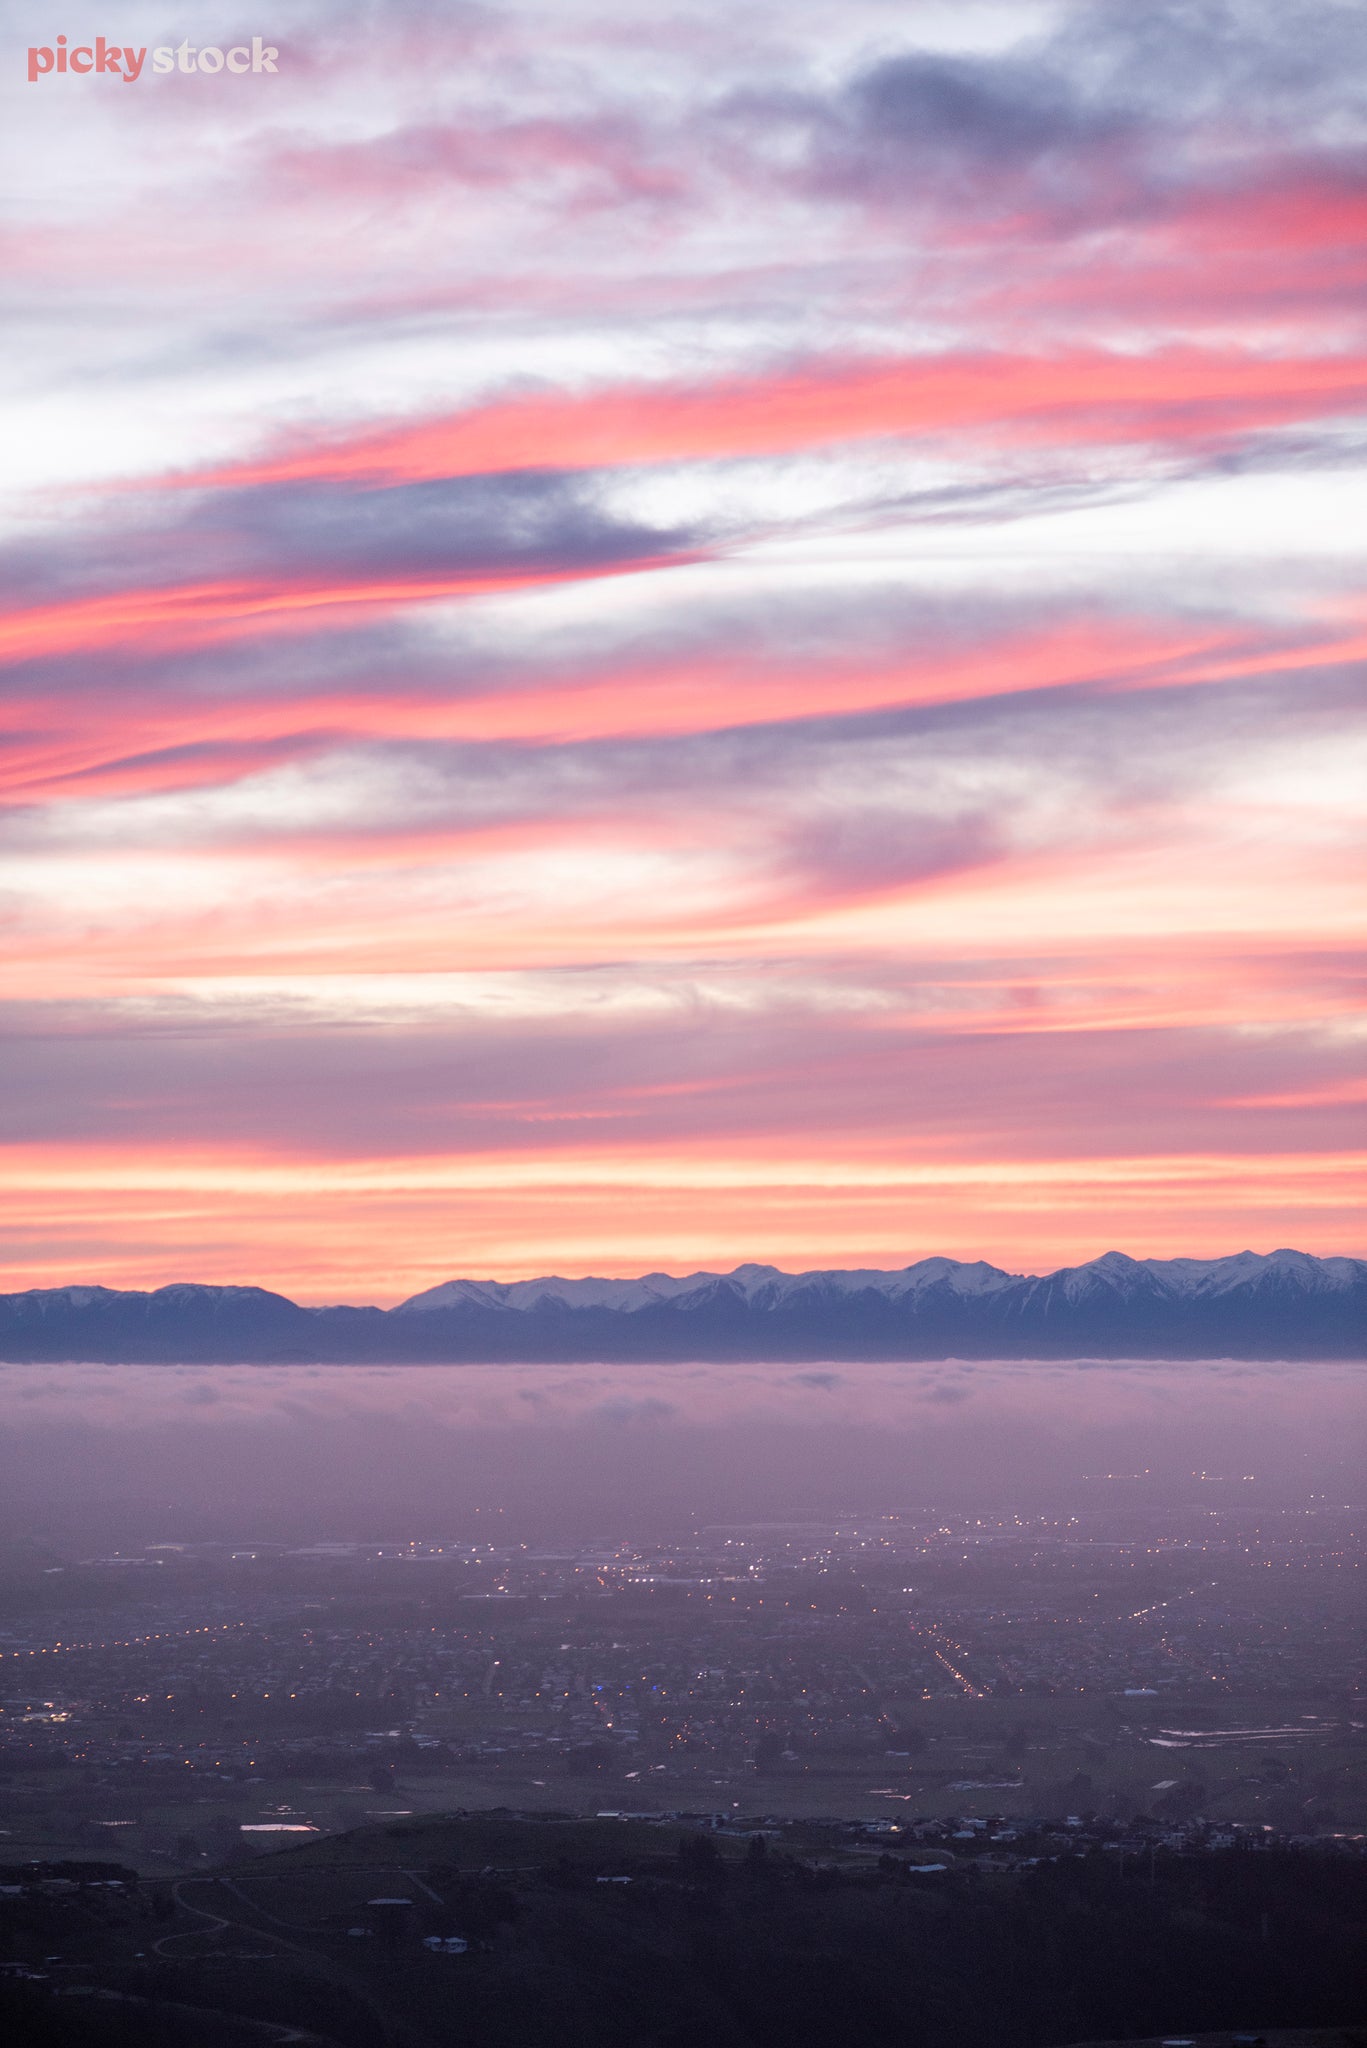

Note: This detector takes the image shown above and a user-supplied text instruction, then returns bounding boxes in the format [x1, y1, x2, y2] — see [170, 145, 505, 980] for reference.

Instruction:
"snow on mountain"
[395, 1258, 1020, 1313]
[2, 1284, 124, 1317]
[1028, 1249, 1366, 1305]
[1142, 1249, 1363, 1297]
[396, 1270, 727, 1314]
[894, 1258, 1018, 1297]
[393, 1248, 1366, 1330]
[2, 1252, 1361, 1360]
[8, 1282, 290, 1310]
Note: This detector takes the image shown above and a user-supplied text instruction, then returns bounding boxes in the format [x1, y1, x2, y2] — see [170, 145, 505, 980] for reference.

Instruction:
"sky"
[1, 0, 1364, 1305]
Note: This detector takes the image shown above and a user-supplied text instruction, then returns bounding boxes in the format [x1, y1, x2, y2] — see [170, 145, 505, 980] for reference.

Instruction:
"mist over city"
[0, 1355, 1360, 1545]
[1, 1354, 1362, 2046]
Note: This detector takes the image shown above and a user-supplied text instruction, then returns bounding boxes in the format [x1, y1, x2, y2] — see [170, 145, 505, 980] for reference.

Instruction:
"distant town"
[2, 1498, 1359, 1871]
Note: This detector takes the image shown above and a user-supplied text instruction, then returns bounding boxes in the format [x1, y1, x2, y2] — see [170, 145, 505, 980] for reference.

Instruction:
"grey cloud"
[0, 469, 696, 616]
[203, 469, 690, 579]
[849, 49, 1126, 166]
[1054, 0, 1367, 126]
[715, 33, 1133, 215]
[739, 0, 1367, 224]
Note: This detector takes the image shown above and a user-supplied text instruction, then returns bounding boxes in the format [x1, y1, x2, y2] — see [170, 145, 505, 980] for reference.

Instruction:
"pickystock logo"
[27, 35, 280, 80]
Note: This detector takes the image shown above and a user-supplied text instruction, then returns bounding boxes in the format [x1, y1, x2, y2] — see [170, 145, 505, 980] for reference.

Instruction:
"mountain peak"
[1, 1252, 1361, 1360]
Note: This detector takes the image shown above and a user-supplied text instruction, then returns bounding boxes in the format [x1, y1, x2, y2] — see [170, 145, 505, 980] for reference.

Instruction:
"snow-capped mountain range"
[0, 1250, 1361, 1362]
[394, 1255, 1014, 1314]
[395, 1247, 1363, 1315]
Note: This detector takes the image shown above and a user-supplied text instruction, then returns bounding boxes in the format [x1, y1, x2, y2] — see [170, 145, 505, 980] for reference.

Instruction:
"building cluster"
[0, 1501, 1358, 1862]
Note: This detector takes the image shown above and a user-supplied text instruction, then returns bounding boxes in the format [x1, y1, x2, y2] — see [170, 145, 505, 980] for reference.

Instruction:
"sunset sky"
[2, 0, 1364, 1302]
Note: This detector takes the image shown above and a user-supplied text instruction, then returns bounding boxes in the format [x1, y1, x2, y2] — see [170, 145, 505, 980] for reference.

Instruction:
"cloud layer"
[0, 0, 1364, 1297]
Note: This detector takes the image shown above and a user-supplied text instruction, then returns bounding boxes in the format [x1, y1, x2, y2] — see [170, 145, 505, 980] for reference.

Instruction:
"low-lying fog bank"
[0, 1358, 1359, 1545]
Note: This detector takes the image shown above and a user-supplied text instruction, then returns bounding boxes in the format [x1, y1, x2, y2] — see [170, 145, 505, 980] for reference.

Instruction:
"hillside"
[1, 1820, 1363, 2048]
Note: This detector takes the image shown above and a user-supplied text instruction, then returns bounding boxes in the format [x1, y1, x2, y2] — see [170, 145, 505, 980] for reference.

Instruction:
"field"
[1, 1679, 1361, 1887]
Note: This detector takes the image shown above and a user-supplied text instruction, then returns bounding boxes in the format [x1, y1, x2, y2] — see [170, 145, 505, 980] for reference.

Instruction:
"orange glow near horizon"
[1, 1141, 1362, 1305]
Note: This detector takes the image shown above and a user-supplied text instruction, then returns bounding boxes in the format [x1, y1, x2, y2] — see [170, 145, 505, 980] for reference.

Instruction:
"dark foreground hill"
[0, 1822, 1362, 2048]
[0, 1249, 1362, 1362]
